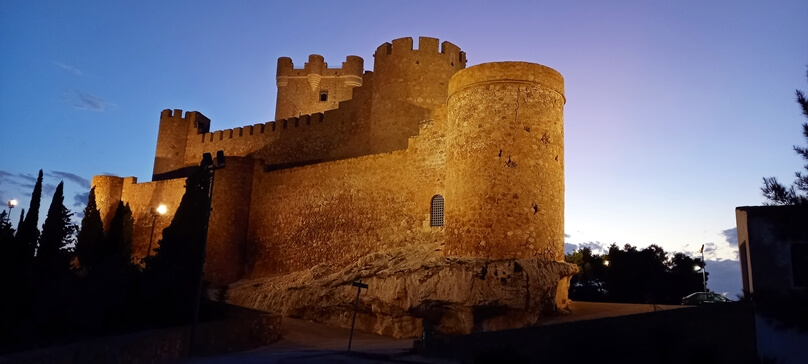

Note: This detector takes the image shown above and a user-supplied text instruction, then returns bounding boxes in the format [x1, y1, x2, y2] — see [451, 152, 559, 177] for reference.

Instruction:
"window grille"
[430, 195, 444, 227]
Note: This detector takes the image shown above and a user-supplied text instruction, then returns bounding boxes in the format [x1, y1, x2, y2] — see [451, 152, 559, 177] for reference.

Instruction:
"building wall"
[275, 54, 364, 120]
[445, 62, 565, 261]
[735, 205, 808, 296]
[180, 71, 377, 172]
[152, 110, 209, 181]
[245, 113, 448, 277]
[119, 177, 186, 260]
[369, 37, 466, 154]
[91, 38, 568, 287]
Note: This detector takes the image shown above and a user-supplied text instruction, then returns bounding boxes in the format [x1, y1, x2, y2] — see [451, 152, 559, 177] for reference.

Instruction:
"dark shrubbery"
[0, 166, 218, 354]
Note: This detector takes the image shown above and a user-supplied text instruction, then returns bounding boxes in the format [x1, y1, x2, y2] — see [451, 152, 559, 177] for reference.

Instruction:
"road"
[178, 301, 687, 363]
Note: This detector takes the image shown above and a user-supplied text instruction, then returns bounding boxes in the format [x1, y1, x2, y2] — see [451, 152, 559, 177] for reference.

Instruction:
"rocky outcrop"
[227, 244, 577, 338]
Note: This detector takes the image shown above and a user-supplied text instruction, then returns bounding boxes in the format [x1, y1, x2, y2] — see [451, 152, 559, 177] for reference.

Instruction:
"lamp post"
[189, 150, 225, 356]
[146, 204, 167, 259]
[7, 199, 17, 224]
[693, 246, 707, 292]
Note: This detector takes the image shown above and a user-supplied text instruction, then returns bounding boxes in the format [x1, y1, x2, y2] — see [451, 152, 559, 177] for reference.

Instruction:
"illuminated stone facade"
[91, 37, 573, 334]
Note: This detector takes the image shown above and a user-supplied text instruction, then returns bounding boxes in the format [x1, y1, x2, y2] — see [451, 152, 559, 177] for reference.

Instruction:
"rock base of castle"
[227, 244, 577, 338]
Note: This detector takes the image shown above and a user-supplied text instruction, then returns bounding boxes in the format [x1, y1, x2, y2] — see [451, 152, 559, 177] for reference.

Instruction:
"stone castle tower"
[91, 36, 571, 336]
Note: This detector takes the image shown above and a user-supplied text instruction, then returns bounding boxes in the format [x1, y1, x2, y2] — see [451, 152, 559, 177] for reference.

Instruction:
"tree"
[75, 187, 104, 270]
[16, 170, 43, 258]
[565, 246, 608, 301]
[36, 181, 77, 276]
[104, 201, 133, 264]
[565, 244, 709, 305]
[762, 66, 808, 205]
[142, 165, 211, 325]
[0, 211, 14, 244]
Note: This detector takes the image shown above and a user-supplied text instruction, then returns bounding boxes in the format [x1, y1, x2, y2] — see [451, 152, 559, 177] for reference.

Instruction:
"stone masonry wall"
[274, 54, 364, 120]
[245, 112, 448, 277]
[205, 157, 255, 284]
[445, 62, 566, 261]
[369, 37, 466, 154]
[183, 72, 375, 172]
[119, 178, 187, 261]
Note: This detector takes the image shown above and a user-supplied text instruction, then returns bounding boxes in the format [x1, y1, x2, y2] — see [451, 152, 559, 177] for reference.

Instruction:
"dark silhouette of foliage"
[1, 167, 224, 355]
[75, 187, 104, 270]
[565, 247, 608, 301]
[16, 169, 43, 259]
[0, 211, 14, 245]
[16, 208, 24, 233]
[143, 165, 211, 325]
[566, 244, 707, 304]
[36, 181, 77, 277]
[762, 65, 808, 205]
[104, 201, 133, 263]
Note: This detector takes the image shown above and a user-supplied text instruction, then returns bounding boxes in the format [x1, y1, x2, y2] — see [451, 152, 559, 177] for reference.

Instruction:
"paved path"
[539, 301, 687, 325]
[177, 317, 454, 363]
[179, 301, 687, 363]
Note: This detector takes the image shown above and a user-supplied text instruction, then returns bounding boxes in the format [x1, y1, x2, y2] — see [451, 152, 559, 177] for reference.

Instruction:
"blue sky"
[1, 0, 807, 296]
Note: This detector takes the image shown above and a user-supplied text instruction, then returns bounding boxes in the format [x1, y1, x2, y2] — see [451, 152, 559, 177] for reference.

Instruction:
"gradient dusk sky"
[1, 1, 806, 296]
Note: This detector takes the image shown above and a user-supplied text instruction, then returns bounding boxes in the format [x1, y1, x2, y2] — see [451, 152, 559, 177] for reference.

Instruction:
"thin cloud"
[564, 233, 571, 238]
[67, 89, 107, 111]
[53, 61, 83, 76]
[565, 241, 609, 255]
[16, 173, 37, 184]
[722, 228, 738, 246]
[73, 191, 89, 208]
[42, 183, 57, 197]
[48, 171, 90, 189]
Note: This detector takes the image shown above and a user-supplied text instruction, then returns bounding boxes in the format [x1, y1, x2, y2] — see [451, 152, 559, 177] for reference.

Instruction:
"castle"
[91, 37, 570, 334]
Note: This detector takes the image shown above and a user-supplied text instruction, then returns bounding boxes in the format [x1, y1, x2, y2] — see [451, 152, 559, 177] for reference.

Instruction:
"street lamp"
[7, 199, 17, 224]
[146, 204, 167, 259]
[700, 244, 707, 292]
[189, 150, 225, 356]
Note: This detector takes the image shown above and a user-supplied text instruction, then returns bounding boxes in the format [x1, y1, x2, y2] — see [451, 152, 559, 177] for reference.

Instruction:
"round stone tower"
[369, 36, 466, 153]
[444, 62, 566, 261]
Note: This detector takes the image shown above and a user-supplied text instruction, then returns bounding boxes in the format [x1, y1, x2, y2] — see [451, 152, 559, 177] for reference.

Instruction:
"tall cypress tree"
[17, 170, 44, 258]
[0, 211, 15, 271]
[16, 208, 25, 232]
[104, 201, 133, 264]
[144, 165, 210, 324]
[37, 181, 76, 276]
[75, 187, 104, 270]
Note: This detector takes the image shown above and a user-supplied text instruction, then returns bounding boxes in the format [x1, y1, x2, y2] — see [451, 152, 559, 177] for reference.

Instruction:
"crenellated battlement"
[276, 54, 364, 88]
[159, 108, 210, 134]
[199, 113, 327, 144]
[373, 37, 467, 67]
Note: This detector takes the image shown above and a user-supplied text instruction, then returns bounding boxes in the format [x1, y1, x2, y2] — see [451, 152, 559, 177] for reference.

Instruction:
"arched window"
[430, 195, 444, 227]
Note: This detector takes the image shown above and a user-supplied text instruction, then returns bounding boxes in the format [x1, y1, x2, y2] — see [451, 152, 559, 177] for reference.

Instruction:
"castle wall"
[153, 110, 210, 181]
[445, 62, 566, 261]
[91, 175, 126, 232]
[275, 55, 364, 120]
[183, 71, 375, 171]
[118, 177, 187, 260]
[244, 112, 448, 277]
[369, 37, 466, 154]
[205, 157, 254, 284]
[92, 38, 570, 292]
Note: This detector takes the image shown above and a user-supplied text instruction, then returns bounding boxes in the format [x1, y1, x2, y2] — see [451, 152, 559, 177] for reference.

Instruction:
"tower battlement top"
[276, 55, 364, 78]
[374, 37, 467, 66]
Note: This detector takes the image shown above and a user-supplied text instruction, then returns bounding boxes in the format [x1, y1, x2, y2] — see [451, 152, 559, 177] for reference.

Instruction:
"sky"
[1, 0, 807, 297]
